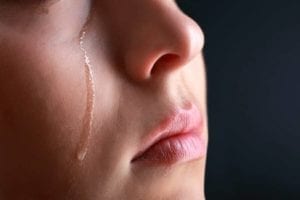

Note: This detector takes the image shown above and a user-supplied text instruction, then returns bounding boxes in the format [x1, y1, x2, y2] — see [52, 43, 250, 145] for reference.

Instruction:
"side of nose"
[118, 2, 205, 82]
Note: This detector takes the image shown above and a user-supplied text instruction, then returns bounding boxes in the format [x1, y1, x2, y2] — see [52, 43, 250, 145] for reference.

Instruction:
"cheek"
[0, 40, 85, 196]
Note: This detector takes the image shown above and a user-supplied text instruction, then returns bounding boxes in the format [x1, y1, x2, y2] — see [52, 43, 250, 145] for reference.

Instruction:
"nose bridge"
[98, 0, 204, 82]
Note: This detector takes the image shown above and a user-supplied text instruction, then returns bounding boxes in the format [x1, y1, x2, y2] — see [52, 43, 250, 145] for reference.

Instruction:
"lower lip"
[132, 132, 206, 165]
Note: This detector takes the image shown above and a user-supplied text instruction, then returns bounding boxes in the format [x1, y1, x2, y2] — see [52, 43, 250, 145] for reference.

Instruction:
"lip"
[131, 103, 206, 166]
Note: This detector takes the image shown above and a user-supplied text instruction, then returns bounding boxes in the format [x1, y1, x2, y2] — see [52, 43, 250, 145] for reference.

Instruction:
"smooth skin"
[0, 0, 208, 199]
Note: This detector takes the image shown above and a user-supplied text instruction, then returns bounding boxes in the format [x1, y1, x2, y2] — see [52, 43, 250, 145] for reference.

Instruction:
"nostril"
[151, 54, 181, 75]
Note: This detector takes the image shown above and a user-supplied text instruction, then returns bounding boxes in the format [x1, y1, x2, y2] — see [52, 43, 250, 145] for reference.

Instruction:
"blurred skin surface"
[0, 0, 208, 199]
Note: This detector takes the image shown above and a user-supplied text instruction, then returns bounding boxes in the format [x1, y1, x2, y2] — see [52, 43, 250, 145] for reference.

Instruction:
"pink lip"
[131, 103, 206, 165]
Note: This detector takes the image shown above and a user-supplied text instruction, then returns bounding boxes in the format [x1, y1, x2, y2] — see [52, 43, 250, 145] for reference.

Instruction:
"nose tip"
[122, 6, 205, 82]
[182, 20, 205, 64]
[150, 20, 205, 76]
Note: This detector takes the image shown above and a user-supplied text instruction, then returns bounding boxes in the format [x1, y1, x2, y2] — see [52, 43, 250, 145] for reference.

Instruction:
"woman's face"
[0, 0, 208, 199]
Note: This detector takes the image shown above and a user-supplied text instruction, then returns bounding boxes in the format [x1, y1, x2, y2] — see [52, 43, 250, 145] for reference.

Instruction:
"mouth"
[131, 103, 206, 166]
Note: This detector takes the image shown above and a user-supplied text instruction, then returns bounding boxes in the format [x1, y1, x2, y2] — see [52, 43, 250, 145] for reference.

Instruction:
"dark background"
[177, 1, 300, 199]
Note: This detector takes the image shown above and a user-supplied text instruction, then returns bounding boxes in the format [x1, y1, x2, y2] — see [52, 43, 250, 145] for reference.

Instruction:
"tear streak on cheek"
[76, 30, 96, 162]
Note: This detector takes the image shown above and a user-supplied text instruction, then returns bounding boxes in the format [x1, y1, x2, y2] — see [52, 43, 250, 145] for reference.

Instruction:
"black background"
[177, 1, 300, 199]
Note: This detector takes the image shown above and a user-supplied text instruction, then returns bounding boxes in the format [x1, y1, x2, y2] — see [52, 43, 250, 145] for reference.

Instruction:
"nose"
[101, 1, 205, 82]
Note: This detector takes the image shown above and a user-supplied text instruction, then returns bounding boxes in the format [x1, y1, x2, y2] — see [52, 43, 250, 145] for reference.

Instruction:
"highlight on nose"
[150, 21, 205, 77]
[123, 13, 205, 82]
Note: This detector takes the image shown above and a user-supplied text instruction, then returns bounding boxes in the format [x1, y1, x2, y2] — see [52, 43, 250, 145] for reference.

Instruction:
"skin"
[0, 0, 208, 199]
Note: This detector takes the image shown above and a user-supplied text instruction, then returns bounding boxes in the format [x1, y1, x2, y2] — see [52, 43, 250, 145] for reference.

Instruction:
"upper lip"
[132, 103, 203, 162]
